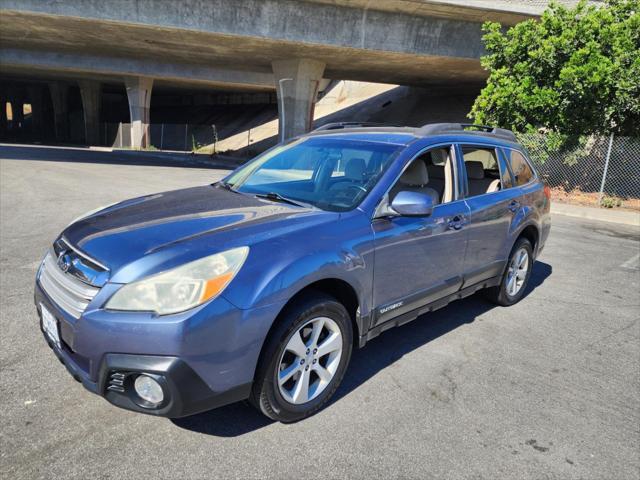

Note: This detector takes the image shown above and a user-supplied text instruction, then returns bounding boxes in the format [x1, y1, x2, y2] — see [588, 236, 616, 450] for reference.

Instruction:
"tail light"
[543, 185, 551, 201]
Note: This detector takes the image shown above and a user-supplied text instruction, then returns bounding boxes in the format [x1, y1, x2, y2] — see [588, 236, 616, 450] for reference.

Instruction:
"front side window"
[461, 146, 507, 197]
[224, 137, 403, 212]
[507, 150, 535, 186]
[389, 145, 456, 206]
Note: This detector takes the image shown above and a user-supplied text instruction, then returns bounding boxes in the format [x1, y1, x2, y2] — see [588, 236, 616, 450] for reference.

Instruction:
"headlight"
[105, 247, 249, 315]
[67, 202, 117, 227]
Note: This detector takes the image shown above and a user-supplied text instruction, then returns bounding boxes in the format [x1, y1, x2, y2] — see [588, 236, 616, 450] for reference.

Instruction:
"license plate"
[41, 304, 61, 348]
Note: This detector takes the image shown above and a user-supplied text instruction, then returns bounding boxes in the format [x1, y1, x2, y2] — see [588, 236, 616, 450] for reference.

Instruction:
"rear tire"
[485, 237, 533, 306]
[250, 292, 353, 422]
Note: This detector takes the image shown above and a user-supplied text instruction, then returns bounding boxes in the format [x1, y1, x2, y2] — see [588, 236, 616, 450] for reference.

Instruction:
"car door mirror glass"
[390, 191, 434, 217]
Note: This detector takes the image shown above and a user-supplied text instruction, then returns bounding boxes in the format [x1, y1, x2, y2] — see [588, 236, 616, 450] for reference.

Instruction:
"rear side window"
[508, 150, 535, 186]
[460, 146, 506, 197]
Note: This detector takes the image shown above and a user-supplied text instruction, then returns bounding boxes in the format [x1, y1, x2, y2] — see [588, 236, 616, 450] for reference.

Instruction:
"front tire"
[486, 237, 533, 306]
[250, 292, 353, 422]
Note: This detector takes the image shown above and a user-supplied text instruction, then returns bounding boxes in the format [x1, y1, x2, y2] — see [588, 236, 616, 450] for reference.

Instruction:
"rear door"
[371, 144, 470, 326]
[457, 143, 521, 286]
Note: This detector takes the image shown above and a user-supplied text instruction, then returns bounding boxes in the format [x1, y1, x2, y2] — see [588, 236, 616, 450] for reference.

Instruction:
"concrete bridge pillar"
[49, 82, 69, 142]
[78, 80, 102, 145]
[27, 85, 44, 136]
[11, 98, 24, 129]
[0, 93, 6, 135]
[272, 58, 325, 141]
[125, 76, 153, 149]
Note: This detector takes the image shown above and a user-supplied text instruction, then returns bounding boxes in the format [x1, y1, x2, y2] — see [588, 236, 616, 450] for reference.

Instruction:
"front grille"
[39, 251, 100, 319]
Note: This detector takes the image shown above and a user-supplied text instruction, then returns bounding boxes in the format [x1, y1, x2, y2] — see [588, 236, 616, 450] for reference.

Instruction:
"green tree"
[469, 0, 640, 136]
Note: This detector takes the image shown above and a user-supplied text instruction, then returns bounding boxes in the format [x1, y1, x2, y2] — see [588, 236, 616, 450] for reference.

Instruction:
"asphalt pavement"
[1, 145, 638, 480]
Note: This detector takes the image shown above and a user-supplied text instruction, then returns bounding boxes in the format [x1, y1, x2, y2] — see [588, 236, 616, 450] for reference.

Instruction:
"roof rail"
[313, 121, 399, 131]
[418, 123, 517, 142]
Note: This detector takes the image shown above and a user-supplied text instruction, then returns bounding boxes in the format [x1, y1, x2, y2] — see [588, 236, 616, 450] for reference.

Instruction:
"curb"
[110, 149, 246, 169]
[551, 203, 640, 227]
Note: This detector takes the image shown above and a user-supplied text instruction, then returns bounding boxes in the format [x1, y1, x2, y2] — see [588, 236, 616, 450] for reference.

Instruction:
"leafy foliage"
[469, 0, 640, 136]
[517, 132, 594, 166]
[600, 194, 623, 207]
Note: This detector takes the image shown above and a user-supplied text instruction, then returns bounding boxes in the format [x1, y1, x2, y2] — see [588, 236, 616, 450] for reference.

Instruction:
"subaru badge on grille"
[57, 252, 72, 273]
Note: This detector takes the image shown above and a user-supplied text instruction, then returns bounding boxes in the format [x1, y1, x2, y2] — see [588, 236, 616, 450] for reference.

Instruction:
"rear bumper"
[537, 217, 551, 258]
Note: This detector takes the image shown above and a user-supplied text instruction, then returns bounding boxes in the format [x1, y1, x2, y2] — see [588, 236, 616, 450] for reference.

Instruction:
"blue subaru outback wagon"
[35, 123, 550, 422]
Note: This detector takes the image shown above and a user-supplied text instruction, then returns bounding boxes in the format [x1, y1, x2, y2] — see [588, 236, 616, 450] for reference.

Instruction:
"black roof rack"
[417, 123, 517, 142]
[310, 121, 518, 142]
[313, 121, 399, 131]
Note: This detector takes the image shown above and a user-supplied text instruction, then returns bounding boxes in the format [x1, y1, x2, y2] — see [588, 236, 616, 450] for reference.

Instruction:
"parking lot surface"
[1, 146, 639, 479]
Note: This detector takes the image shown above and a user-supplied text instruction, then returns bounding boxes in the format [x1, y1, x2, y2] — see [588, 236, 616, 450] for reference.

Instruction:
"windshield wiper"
[217, 181, 238, 193]
[254, 192, 310, 208]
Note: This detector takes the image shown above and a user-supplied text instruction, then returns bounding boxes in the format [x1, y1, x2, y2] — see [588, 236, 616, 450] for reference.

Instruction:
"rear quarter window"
[508, 150, 535, 186]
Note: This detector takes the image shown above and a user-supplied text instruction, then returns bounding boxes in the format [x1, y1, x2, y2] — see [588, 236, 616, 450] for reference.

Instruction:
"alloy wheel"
[277, 316, 343, 405]
[506, 247, 529, 297]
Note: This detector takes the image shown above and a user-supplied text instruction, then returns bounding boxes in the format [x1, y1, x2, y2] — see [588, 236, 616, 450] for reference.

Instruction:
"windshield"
[223, 137, 403, 212]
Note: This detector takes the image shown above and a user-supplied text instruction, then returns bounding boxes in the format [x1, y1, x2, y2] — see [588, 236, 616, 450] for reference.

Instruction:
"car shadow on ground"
[171, 261, 552, 437]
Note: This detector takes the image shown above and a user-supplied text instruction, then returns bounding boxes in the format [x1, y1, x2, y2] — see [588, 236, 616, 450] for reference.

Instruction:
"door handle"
[508, 200, 520, 212]
[448, 215, 464, 230]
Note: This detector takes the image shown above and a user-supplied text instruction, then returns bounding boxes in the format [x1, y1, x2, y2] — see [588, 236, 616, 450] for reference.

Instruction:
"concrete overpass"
[0, 0, 567, 147]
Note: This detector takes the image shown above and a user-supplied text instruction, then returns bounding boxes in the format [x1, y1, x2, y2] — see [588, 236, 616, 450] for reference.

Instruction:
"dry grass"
[550, 187, 640, 211]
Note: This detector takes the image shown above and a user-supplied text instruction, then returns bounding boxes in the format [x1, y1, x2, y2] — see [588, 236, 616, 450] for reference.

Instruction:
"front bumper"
[35, 280, 282, 418]
[40, 327, 251, 417]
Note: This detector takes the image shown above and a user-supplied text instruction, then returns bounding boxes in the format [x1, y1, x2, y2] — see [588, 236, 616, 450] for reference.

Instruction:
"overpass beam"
[125, 76, 153, 149]
[48, 83, 69, 142]
[272, 58, 325, 141]
[78, 80, 102, 146]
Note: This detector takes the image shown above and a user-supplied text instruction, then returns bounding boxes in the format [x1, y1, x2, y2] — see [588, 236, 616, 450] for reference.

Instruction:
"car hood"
[63, 185, 335, 278]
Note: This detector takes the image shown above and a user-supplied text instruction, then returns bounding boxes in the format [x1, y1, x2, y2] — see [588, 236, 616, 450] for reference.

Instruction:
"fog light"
[134, 375, 164, 405]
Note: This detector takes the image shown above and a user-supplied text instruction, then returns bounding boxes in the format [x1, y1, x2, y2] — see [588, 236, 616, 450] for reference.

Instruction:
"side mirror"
[390, 191, 434, 217]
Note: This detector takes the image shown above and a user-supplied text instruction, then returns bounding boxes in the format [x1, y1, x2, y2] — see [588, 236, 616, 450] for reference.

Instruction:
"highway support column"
[125, 76, 153, 149]
[272, 58, 325, 142]
[78, 80, 102, 146]
[48, 82, 69, 143]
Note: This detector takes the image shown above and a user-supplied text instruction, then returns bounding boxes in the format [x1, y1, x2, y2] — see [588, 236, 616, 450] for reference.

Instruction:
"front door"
[371, 145, 469, 327]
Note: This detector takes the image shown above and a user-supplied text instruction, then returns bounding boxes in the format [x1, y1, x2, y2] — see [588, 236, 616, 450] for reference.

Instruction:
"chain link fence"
[102, 123, 217, 152]
[101, 122, 277, 155]
[516, 133, 640, 209]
